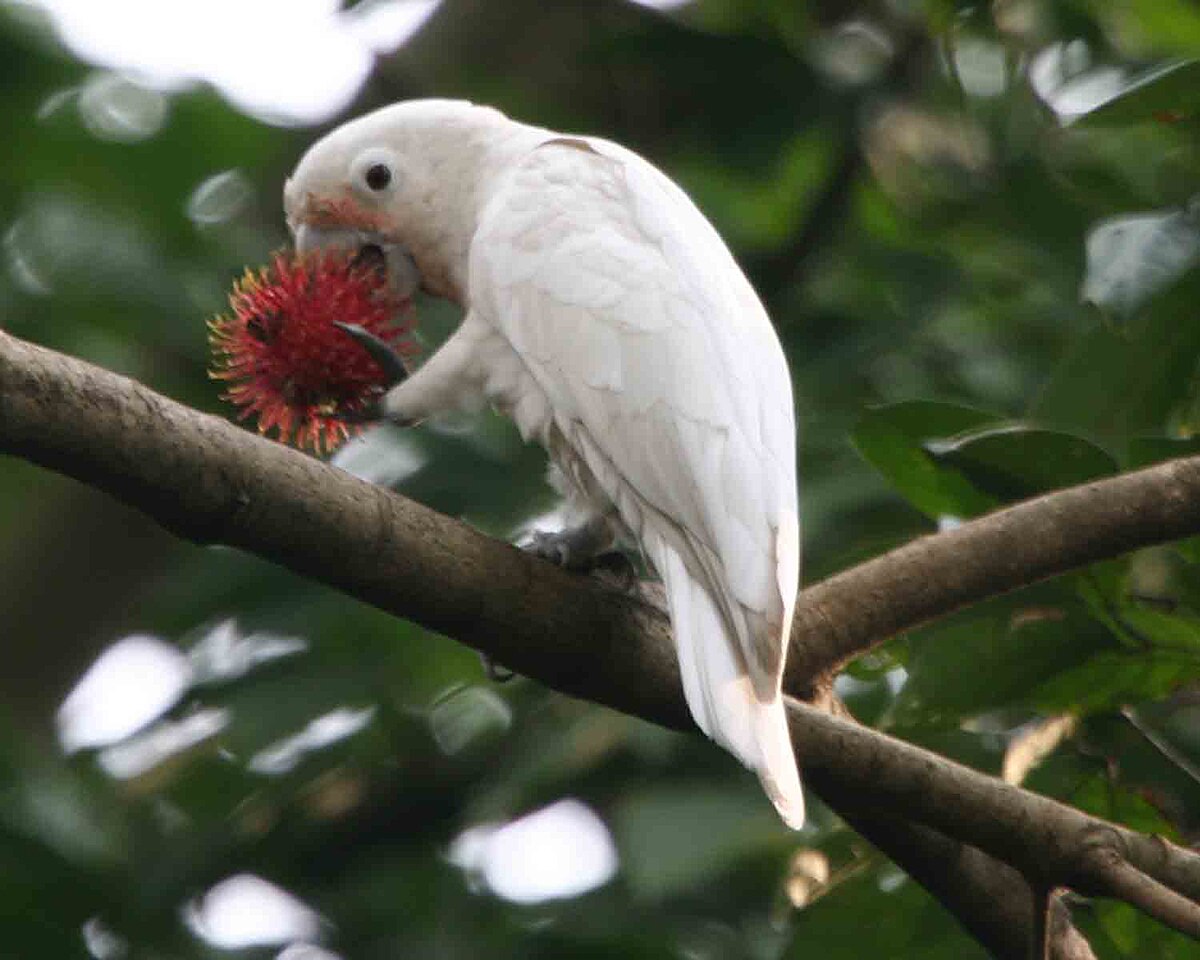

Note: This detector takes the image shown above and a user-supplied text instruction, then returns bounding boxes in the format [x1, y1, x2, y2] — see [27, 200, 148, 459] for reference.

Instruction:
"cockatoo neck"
[395, 113, 548, 305]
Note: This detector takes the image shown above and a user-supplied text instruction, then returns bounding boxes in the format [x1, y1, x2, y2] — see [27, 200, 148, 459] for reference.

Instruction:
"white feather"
[469, 134, 804, 826]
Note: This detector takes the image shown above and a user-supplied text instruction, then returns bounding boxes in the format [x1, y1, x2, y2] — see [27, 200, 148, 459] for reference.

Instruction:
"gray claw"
[589, 549, 641, 592]
[527, 530, 574, 568]
[524, 526, 612, 573]
[334, 322, 409, 387]
[524, 523, 639, 587]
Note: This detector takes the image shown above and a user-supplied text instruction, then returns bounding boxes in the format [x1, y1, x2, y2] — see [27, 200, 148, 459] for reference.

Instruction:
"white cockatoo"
[285, 100, 804, 827]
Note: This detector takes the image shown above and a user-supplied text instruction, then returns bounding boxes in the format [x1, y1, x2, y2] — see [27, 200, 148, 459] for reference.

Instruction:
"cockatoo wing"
[469, 137, 802, 825]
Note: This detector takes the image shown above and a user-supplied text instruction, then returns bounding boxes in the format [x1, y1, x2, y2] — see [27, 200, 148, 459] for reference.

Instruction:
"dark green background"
[1, 1, 1199, 956]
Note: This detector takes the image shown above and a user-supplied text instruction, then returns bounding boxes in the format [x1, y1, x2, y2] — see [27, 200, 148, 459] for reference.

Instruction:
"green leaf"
[1066, 757, 1182, 835]
[783, 863, 989, 960]
[1120, 605, 1200, 652]
[1074, 59, 1200, 127]
[1127, 436, 1200, 468]
[852, 402, 1001, 520]
[854, 405, 1115, 518]
[1080, 900, 1200, 960]
[926, 426, 1117, 501]
[1032, 649, 1199, 713]
[892, 604, 1114, 724]
[1079, 555, 1200, 655]
[612, 784, 786, 901]
[1033, 274, 1200, 442]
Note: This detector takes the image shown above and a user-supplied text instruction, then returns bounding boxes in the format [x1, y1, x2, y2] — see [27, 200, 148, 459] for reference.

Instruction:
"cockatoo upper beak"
[293, 222, 421, 300]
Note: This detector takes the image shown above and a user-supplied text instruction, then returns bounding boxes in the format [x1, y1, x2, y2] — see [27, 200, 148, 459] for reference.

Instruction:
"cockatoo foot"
[586, 549, 641, 592]
[525, 519, 612, 572]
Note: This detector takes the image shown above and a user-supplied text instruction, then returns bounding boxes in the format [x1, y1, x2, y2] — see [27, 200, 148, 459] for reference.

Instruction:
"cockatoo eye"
[351, 148, 400, 197]
[365, 163, 391, 191]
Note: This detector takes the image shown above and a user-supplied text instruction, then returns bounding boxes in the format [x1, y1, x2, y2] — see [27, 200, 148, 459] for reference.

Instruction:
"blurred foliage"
[1, 1, 1200, 957]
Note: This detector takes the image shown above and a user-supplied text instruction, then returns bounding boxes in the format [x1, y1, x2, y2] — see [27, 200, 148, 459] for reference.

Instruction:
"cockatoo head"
[284, 99, 509, 304]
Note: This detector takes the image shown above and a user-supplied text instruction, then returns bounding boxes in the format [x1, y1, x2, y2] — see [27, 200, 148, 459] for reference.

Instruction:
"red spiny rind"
[209, 250, 417, 453]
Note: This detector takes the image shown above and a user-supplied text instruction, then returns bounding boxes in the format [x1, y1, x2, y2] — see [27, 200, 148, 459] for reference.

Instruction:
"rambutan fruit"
[210, 249, 416, 453]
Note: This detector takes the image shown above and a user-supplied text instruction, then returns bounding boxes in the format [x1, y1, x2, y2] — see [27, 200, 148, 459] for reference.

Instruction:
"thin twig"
[1047, 897, 1098, 960]
[1084, 847, 1200, 940]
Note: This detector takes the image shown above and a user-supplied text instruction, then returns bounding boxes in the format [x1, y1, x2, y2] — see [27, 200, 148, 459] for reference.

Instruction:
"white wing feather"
[469, 137, 803, 826]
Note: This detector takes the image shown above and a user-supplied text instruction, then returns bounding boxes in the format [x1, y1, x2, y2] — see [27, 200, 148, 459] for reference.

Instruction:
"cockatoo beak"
[293, 223, 421, 300]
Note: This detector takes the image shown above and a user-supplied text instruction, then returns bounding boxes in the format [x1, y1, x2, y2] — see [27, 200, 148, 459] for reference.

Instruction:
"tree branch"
[788, 700, 1200, 938]
[786, 456, 1200, 695]
[1087, 850, 1200, 939]
[808, 779, 1096, 960]
[3, 331, 1199, 951]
